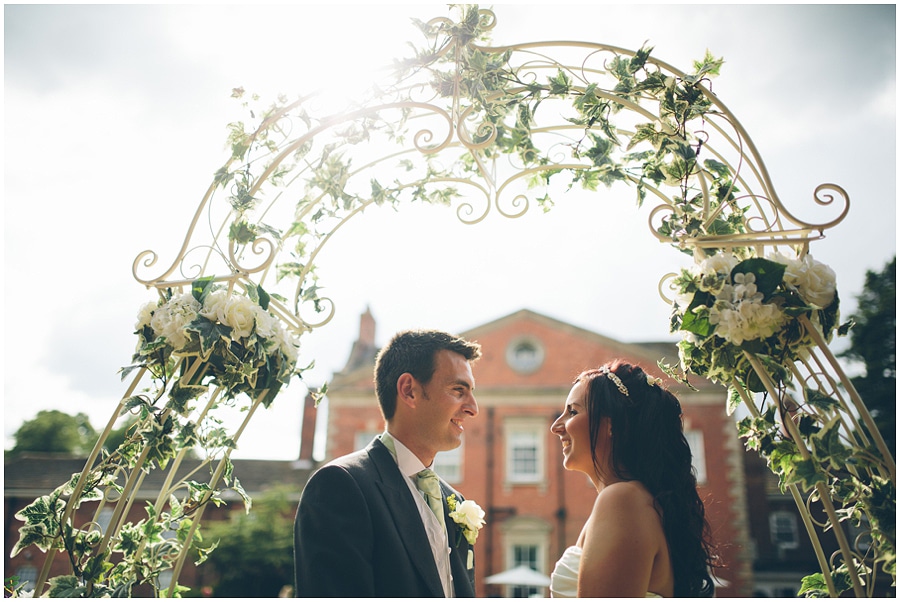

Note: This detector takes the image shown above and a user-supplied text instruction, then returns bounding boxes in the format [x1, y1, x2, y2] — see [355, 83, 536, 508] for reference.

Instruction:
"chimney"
[359, 306, 375, 349]
[297, 392, 318, 465]
[339, 306, 378, 373]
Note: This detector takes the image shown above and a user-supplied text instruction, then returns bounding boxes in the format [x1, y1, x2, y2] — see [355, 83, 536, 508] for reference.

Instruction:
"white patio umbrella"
[484, 565, 552, 587]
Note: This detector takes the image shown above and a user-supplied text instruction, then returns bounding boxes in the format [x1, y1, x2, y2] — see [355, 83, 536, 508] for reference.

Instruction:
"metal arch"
[26, 6, 882, 598]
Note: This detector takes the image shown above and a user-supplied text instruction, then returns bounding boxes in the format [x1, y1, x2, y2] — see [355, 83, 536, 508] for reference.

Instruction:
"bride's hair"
[578, 360, 718, 597]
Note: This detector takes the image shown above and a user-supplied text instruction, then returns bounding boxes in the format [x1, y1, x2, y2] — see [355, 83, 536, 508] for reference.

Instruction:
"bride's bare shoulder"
[592, 480, 656, 513]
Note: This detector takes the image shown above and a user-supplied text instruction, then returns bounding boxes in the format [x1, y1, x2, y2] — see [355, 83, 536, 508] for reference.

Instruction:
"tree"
[840, 256, 896, 454]
[10, 410, 98, 456]
[201, 486, 296, 597]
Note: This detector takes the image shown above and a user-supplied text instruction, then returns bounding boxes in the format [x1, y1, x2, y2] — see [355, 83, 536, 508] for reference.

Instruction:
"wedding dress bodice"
[549, 546, 663, 598]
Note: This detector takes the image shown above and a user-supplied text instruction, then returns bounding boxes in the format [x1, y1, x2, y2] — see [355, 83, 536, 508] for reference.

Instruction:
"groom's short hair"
[374, 329, 481, 420]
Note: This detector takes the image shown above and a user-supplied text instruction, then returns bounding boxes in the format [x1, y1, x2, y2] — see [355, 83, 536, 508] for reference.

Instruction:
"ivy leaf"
[186, 317, 233, 358]
[82, 553, 113, 582]
[547, 69, 571, 96]
[788, 457, 827, 491]
[726, 385, 743, 416]
[804, 387, 840, 411]
[191, 276, 216, 303]
[680, 291, 714, 337]
[47, 575, 86, 598]
[629, 45, 653, 73]
[703, 158, 731, 178]
[168, 383, 206, 415]
[797, 573, 830, 598]
[809, 416, 852, 470]
[229, 220, 258, 244]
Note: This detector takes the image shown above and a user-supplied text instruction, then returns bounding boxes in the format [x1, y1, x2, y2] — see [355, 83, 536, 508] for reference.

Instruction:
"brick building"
[8, 307, 857, 596]
[325, 308, 755, 596]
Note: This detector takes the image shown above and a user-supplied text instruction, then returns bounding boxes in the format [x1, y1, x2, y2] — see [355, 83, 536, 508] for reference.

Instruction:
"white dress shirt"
[381, 432, 454, 597]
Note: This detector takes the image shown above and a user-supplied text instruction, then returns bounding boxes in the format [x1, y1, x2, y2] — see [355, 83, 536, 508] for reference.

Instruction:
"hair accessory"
[646, 375, 663, 387]
[599, 366, 629, 397]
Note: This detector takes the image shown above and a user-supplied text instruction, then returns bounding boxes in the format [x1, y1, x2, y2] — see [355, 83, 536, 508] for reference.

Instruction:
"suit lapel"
[441, 481, 476, 597]
[368, 440, 445, 597]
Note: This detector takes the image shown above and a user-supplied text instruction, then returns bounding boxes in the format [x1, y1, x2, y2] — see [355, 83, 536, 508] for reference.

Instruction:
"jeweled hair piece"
[599, 365, 629, 397]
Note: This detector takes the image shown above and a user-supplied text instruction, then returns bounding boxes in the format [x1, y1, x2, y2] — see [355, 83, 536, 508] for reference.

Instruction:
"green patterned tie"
[416, 468, 446, 532]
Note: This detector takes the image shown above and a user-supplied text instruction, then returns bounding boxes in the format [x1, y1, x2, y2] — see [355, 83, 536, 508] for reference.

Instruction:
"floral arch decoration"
[12, 6, 894, 598]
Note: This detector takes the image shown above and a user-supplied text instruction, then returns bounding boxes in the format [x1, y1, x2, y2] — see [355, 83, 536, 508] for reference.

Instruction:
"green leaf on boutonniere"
[187, 317, 233, 358]
[732, 258, 785, 298]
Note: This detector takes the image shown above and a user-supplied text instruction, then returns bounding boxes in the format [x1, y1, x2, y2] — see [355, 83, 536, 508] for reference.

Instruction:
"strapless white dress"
[550, 546, 662, 598]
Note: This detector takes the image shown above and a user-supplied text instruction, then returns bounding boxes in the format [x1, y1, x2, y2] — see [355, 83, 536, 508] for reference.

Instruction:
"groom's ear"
[396, 373, 418, 410]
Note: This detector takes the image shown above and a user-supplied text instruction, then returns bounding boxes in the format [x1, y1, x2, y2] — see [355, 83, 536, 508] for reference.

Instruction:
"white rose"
[222, 295, 257, 340]
[699, 252, 738, 277]
[150, 293, 200, 350]
[199, 289, 230, 324]
[450, 499, 485, 545]
[253, 307, 280, 339]
[794, 255, 837, 308]
[769, 252, 836, 309]
[768, 250, 802, 279]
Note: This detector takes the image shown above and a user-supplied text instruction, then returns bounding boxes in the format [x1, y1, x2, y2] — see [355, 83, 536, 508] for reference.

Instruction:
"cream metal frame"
[19, 7, 893, 598]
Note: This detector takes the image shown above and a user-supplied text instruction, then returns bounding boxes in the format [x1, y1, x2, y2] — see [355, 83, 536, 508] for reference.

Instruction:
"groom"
[293, 329, 482, 597]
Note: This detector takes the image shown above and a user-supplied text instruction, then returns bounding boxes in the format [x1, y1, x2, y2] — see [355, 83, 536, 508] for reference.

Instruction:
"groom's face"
[416, 349, 479, 458]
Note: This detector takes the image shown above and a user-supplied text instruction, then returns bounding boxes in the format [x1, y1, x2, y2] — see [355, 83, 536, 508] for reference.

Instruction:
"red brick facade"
[326, 309, 754, 596]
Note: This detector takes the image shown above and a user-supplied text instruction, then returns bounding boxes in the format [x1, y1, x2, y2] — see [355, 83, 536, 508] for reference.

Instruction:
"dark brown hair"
[374, 329, 481, 420]
[577, 360, 718, 597]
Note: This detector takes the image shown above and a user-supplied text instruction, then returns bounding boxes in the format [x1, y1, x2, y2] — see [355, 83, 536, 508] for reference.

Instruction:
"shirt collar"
[382, 431, 429, 478]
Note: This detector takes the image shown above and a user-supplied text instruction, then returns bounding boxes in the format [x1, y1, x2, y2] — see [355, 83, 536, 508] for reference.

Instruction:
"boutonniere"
[447, 494, 485, 546]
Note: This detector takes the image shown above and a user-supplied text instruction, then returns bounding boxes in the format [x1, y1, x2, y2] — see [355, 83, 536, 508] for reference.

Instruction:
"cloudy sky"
[5, 3, 895, 460]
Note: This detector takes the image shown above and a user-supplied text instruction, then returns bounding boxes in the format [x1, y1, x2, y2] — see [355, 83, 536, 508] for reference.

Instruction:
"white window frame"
[504, 418, 545, 484]
[684, 429, 707, 484]
[769, 510, 800, 549]
[434, 443, 463, 484]
[500, 518, 551, 598]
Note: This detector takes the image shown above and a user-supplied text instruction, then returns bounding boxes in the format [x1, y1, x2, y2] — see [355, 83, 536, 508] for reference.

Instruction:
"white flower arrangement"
[669, 250, 841, 390]
[130, 277, 300, 406]
[447, 494, 486, 546]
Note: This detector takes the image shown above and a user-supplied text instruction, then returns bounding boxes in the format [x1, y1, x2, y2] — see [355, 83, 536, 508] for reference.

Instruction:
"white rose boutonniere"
[447, 494, 485, 546]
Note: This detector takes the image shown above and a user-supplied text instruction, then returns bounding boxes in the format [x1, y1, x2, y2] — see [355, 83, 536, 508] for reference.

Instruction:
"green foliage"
[201, 486, 296, 597]
[10, 410, 98, 456]
[839, 256, 896, 455]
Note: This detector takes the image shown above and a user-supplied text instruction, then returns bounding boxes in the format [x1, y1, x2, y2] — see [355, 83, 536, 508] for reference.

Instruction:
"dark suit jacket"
[293, 438, 476, 597]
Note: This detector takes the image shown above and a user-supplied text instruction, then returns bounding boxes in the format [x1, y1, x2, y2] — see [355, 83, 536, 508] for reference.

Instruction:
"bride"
[549, 361, 717, 597]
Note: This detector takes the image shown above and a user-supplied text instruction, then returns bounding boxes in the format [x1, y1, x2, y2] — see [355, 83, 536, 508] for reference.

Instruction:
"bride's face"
[551, 380, 604, 477]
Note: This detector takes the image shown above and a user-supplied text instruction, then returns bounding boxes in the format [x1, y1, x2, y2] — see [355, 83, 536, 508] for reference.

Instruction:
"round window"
[506, 337, 544, 374]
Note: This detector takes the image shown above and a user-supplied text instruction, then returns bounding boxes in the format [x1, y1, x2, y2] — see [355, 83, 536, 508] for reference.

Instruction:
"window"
[15, 565, 37, 591]
[684, 429, 707, 484]
[434, 444, 462, 484]
[354, 430, 381, 451]
[499, 517, 551, 598]
[97, 507, 114, 534]
[505, 419, 545, 484]
[357, 430, 463, 483]
[769, 511, 799, 549]
[506, 336, 545, 374]
[511, 545, 540, 598]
